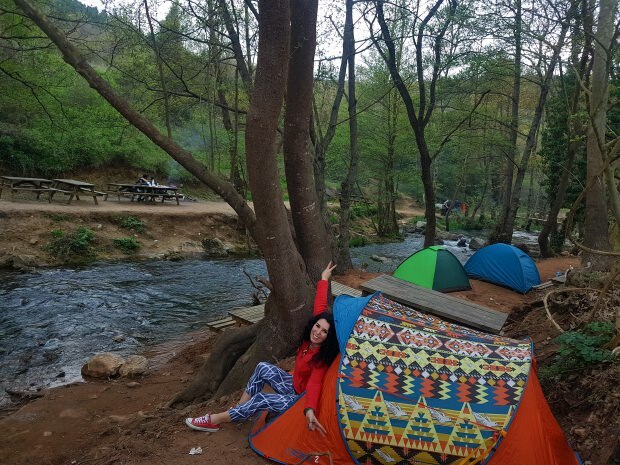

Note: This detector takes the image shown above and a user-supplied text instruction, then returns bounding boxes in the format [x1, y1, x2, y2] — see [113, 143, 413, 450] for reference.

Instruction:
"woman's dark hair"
[301, 311, 340, 367]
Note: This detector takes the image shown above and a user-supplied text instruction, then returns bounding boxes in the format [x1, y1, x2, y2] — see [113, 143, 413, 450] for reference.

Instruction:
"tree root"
[167, 322, 260, 408]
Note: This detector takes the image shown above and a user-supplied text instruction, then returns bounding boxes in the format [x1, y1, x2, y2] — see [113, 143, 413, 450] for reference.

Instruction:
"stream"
[0, 230, 539, 407]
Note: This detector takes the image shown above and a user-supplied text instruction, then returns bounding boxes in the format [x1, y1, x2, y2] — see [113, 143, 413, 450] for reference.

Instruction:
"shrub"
[117, 216, 146, 233]
[349, 236, 367, 247]
[45, 227, 96, 262]
[113, 237, 141, 253]
[350, 203, 377, 219]
[541, 321, 615, 379]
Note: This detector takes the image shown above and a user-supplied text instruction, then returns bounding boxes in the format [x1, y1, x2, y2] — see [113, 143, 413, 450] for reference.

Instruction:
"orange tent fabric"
[250, 357, 350, 465]
[487, 367, 580, 465]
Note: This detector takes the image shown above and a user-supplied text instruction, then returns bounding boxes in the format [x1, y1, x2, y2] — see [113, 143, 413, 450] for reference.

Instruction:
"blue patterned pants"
[228, 362, 299, 421]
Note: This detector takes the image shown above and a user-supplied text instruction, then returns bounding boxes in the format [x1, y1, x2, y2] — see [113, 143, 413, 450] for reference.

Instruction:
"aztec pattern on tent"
[393, 246, 471, 292]
[338, 293, 530, 464]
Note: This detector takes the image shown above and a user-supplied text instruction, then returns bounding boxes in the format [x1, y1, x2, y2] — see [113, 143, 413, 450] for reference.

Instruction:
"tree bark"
[337, 0, 358, 271]
[583, 0, 616, 269]
[283, 0, 334, 280]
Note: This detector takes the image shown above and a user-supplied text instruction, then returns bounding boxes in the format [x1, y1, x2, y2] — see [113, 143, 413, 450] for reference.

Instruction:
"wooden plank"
[229, 304, 265, 325]
[360, 274, 507, 333]
[331, 281, 362, 297]
[206, 317, 236, 332]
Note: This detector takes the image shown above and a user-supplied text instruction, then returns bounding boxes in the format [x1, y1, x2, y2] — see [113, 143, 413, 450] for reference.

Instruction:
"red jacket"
[293, 280, 329, 411]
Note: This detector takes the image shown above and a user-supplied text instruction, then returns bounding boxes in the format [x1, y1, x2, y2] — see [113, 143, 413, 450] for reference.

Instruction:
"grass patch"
[117, 216, 146, 233]
[45, 227, 97, 263]
[113, 237, 141, 253]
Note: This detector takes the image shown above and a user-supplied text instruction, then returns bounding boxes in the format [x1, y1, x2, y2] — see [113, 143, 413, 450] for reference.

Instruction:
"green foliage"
[349, 236, 367, 247]
[117, 216, 146, 233]
[45, 227, 96, 262]
[542, 322, 615, 379]
[351, 203, 378, 219]
[113, 237, 141, 253]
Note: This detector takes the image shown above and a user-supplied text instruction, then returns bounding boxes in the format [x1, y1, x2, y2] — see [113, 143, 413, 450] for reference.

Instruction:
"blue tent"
[464, 243, 541, 293]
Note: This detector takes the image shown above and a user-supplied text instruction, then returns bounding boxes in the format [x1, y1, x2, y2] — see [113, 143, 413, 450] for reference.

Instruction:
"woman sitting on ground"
[185, 262, 339, 436]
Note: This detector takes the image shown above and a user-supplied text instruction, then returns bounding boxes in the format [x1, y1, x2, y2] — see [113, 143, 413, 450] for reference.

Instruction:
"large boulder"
[468, 238, 484, 250]
[118, 355, 148, 378]
[81, 353, 125, 379]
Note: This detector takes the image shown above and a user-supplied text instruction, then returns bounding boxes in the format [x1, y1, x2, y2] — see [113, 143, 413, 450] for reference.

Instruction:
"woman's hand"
[321, 261, 337, 281]
[305, 408, 327, 436]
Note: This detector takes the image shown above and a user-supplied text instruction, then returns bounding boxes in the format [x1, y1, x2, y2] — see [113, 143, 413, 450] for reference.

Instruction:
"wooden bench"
[61, 189, 107, 205]
[229, 304, 265, 325]
[360, 274, 508, 333]
[206, 316, 237, 332]
[1, 186, 55, 202]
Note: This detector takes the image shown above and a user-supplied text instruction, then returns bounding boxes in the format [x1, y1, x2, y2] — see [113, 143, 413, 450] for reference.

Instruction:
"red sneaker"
[185, 414, 220, 432]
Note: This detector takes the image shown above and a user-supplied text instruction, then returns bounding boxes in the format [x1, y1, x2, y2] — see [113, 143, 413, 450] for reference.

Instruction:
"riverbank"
[0, 198, 253, 268]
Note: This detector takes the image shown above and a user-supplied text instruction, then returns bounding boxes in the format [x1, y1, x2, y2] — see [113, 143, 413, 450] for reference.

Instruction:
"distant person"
[134, 174, 150, 201]
[148, 176, 158, 187]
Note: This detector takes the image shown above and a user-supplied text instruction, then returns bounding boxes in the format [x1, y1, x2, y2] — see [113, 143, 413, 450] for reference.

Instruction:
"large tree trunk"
[283, 0, 334, 280]
[583, 0, 615, 269]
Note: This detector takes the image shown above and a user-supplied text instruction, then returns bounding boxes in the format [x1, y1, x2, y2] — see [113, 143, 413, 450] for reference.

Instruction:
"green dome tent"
[393, 245, 471, 292]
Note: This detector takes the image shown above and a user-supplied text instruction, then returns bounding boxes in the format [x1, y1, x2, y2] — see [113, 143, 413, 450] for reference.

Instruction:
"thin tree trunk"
[144, 0, 172, 138]
[337, 0, 358, 271]
[502, 18, 572, 240]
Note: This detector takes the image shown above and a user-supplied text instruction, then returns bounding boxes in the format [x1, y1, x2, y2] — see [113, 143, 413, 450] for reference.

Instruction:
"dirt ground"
[0, 197, 615, 465]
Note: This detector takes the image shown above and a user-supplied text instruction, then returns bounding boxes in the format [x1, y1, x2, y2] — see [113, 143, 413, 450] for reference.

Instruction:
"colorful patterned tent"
[393, 246, 471, 292]
[249, 293, 580, 465]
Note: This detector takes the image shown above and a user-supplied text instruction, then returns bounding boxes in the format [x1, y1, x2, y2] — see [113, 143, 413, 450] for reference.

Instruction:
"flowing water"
[0, 230, 539, 407]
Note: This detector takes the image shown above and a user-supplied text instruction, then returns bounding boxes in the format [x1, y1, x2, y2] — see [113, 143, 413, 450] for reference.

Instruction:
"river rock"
[468, 238, 483, 250]
[201, 238, 228, 257]
[439, 232, 460, 241]
[457, 238, 467, 247]
[370, 255, 391, 263]
[12, 254, 39, 271]
[180, 241, 204, 253]
[81, 353, 125, 379]
[119, 355, 148, 378]
[414, 221, 426, 233]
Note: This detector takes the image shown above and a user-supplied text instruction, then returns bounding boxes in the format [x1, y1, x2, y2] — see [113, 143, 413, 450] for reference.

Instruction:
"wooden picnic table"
[0, 176, 56, 202]
[52, 179, 106, 205]
[105, 182, 181, 204]
[360, 274, 508, 333]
